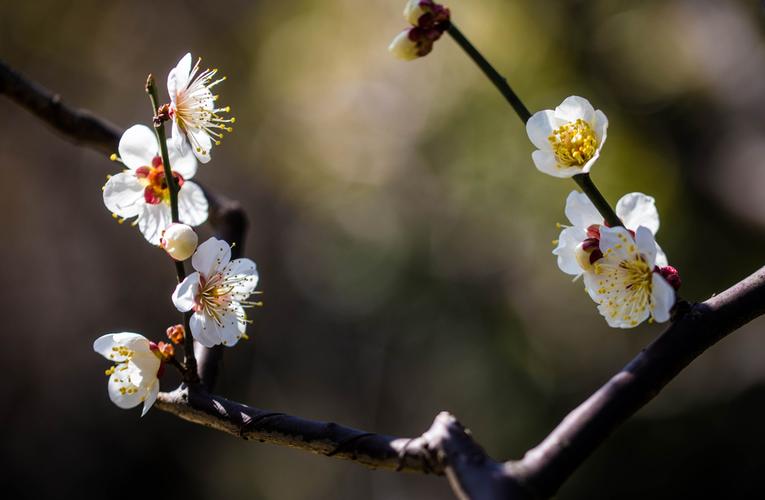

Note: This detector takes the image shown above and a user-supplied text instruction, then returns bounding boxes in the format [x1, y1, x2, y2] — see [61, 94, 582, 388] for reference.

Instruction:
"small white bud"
[404, 0, 427, 25]
[160, 223, 198, 261]
[388, 29, 421, 61]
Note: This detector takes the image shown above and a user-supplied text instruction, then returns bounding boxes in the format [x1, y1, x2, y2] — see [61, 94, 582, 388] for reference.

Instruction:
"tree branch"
[4, 58, 765, 499]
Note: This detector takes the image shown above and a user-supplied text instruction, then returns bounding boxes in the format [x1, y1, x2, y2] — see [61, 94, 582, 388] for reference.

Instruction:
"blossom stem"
[446, 24, 624, 227]
[446, 23, 531, 123]
[146, 75, 198, 382]
[145, 75, 180, 223]
[573, 173, 623, 227]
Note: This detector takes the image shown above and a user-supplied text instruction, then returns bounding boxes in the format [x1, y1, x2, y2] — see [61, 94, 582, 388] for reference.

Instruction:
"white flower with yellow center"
[526, 96, 608, 178]
[93, 332, 162, 416]
[554, 191, 667, 278]
[103, 125, 208, 245]
[583, 226, 675, 328]
[172, 237, 259, 348]
[167, 52, 234, 164]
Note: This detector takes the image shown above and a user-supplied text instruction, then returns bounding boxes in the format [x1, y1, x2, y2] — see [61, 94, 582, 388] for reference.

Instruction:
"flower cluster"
[95, 53, 259, 416]
[389, 1, 450, 61]
[529, 97, 682, 328]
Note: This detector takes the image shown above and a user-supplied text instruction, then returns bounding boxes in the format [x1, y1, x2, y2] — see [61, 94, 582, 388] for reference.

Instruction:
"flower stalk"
[573, 173, 622, 228]
[146, 74, 180, 224]
[147, 74, 198, 383]
[446, 23, 531, 124]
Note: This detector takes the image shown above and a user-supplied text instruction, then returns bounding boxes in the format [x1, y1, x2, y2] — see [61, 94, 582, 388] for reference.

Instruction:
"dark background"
[2, 0, 765, 498]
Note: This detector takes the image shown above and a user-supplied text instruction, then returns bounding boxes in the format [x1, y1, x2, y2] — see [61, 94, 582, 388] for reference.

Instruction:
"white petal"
[192, 237, 231, 277]
[168, 141, 198, 179]
[553, 226, 587, 276]
[119, 125, 158, 170]
[178, 182, 209, 227]
[141, 381, 160, 417]
[168, 53, 192, 100]
[93, 333, 149, 361]
[555, 96, 595, 124]
[593, 109, 609, 147]
[526, 110, 561, 150]
[137, 203, 172, 246]
[599, 226, 637, 262]
[616, 193, 660, 235]
[103, 172, 145, 219]
[597, 299, 650, 329]
[172, 272, 200, 312]
[564, 191, 602, 228]
[635, 226, 657, 266]
[651, 273, 675, 323]
[532, 150, 582, 178]
[223, 258, 259, 298]
[107, 370, 144, 410]
[654, 244, 669, 267]
[216, 305, 246, 347]
[189, 312, 219, 348]
[189, 128, 212, 164]
[172, 121, 187, 155]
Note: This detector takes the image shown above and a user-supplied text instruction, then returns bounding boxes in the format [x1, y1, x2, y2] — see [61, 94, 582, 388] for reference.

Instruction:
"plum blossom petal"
[172, 272, 201, 312]
[554, 226, 587, 276]
[616, 193, 660, 235]
[103, 172, 145, 219]
[118, 125, 158, 170]
[138, 203, 173, 246]
[178, 181, 209, 227]
[192, 237, 231, 278]
[651, 273, 676, 323]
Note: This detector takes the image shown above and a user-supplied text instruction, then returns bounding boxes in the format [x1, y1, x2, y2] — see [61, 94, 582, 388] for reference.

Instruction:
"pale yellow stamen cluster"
[195, 272, 260, 338]
[591, 234, 653, 326]
[173, 58, 235, 156]
[548, 118, 598, 167]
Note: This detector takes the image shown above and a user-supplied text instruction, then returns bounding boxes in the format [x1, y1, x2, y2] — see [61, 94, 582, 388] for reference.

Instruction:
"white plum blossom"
[93, 333, 162, 416]
[554, 191, 667, 278]
[167, 52, 234, 164]
[172, 237, 259, 348]
[526, 96, 608, 178]
[103, 125, 208, 245]
[160, 223, 198, 261]
[584, 226, 676, 328]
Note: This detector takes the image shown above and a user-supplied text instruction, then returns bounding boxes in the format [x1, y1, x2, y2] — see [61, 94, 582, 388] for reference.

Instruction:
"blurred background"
[2, 0, 765, 498]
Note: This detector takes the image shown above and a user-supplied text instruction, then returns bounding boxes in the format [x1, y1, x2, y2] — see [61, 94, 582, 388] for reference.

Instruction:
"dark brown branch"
[508, 266, 765, 498]
[4, 58, 765, 500]
[0, 58, 244, 391]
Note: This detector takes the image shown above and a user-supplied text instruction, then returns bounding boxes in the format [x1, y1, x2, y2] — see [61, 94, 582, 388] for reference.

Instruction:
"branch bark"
[3, 58, 765, 499]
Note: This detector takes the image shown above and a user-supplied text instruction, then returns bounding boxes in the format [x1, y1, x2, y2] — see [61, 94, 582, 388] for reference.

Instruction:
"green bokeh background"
[2, 0, 765, 498]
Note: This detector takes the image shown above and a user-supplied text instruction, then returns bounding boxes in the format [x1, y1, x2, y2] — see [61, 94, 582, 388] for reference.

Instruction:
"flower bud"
[657, 265, 682, 290]
[404, 0, 428, 25]
[166, 324, 185, 344]
[159, 223, 198, 261]
[575, 238, 602, 272]
[389, 29, 423, 61]
[157, 341, 175, 359]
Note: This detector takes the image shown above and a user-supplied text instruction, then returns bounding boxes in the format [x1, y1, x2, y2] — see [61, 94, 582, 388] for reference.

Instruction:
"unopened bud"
[159, 223, 198, 261]
[575, 238, 602, 272]
[157, 341, 175, 359]
[166, 324, 185, 344]
[404, 0, 429, 25]
[389, 29, 423, 61]
[657, 265, 682, 290]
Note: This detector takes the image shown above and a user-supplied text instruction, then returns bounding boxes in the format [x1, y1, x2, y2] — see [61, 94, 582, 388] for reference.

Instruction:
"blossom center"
[548, 119, 598, 167]
[192, 272, 252, 329]
[135, 156, 185, 205]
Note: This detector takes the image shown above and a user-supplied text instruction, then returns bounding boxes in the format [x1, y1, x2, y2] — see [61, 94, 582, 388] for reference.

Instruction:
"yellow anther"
[548, 118, 598, 167]
[104, 366, 115, 376]
[109, 153, 118, 161]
